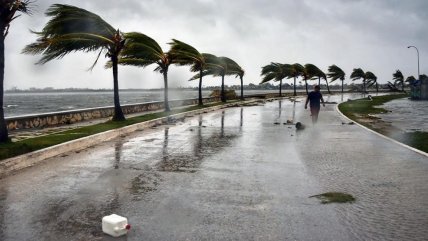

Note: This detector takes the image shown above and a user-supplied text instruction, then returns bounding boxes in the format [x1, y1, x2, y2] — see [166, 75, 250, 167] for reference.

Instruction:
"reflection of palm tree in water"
[278, 100, 282, 119]
[292, 100, 296, 123]
[240, 108, 244, 131]
[163, 128, 169, 163]
[221, 110, 225, 138]
[114, 139, 124, 169]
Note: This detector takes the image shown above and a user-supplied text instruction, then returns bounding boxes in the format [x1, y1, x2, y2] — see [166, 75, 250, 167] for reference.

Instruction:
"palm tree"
[288, 63, 304, 96]
[260, 62, 291, 96]
[116, 32, 172, 111]
[365, 71, 378, 93]
[392, 70, 404, 92]
[405, 75, 416, 85]
[168, 39, 206, 106]
[189, 53, 225, 101]
[237, 68, 245, 100]
[219, 56, 244, 102]
[327, 65, 346, 94]
[305, 64, 330, 94]
[23, 4, 126, 121]
[350, 68, 367, 93]
[0, 0, 32, 142]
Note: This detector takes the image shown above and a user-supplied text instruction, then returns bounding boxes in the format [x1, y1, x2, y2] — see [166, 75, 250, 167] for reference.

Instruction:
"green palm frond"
[1, 0, 33, 28]
[22, 4, 120, 65]
[327, 65, 345, 82]
[405, 75, 416, 83]
[392, 69, 404, 86]
[365, 71, 377, 87]
[168, 39, 204, 70]
[350, 68, 365, 81]
[304, 63, 324, 80]
[260, 62, 291, 83]
[288, 63, 304, 78]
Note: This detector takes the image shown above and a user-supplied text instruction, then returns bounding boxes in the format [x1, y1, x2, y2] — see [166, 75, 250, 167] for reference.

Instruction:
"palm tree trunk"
[279, 79, 282, 97]
[240, 76, 244, 100]
[293, 77, 297, 96]
[325, 78, 331, 94]
[305, 79, 309, 94]
[401, 81, 404, 92]
[221, 75, 226, 102]
[0, 34, 8, 142]
[111, 55, 125, 121]
[376, 83, 379, 93]
[163, 70, 170, 112]
[198, 69, 203, 106]
[318, 77, 320, 86]
[363, 79, 366, 93]
[341, 80, 344, 94]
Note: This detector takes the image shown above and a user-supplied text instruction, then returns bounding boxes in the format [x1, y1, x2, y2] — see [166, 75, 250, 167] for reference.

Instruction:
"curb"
[0, 99, 264, 178]
[335, 104, 428, 158]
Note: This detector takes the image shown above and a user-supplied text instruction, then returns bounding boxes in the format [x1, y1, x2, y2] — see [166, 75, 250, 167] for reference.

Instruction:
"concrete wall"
[6, 97, 220, 131]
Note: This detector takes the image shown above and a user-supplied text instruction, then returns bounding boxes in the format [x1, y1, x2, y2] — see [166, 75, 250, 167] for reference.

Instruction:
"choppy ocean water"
[3, 89, 279, 117]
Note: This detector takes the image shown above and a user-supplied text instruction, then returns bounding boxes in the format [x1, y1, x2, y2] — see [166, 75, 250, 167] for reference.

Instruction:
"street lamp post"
[407, 45, 420, 79]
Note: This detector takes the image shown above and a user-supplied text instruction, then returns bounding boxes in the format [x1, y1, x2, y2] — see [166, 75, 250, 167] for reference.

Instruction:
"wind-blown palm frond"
[260, 62, 291, 96]
[168, 39, 204, 71]
[405, 75, 416, 83]
[365, 71, 377, 86]
[304, 63, 321, 80]
[392, 69, 404, 86]
[23, 4, 126, 120]
[327, 65, 345, 82]
[350, 68, 365, 81]
[22, 4, 119, 65]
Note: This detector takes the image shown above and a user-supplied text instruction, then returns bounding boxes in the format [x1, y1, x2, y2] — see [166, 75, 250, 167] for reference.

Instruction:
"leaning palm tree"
[189, 53, 225, 100]
[260, 62, 291, 96]
[365, 71, 378, 93]
[219, 56, 243, 102]
[327, 65, 346, 94]
[305, 64, 330, 94]
[405, 75, 416, 85]
[392, 70, 404, 92]
[116, 32, 172, 111]
[236, 68, 245, 100]
[350, 68, 367, 93]
[0, 0, 32, 142]
[304, 63, 321, 94]
[23, 4, 126, 121]
[288, 63, 304, 96]
[168, 39, 206, 106]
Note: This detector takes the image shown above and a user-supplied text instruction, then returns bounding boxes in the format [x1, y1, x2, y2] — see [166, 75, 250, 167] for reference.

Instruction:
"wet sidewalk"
[0, 94, 427, 240]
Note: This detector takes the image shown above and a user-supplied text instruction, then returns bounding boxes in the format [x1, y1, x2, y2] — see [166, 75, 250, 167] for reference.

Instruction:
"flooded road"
[0, 94, 427, 240]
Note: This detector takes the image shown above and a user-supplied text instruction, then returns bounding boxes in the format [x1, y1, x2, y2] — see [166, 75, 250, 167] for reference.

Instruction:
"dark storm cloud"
[3, 0, 427, 89]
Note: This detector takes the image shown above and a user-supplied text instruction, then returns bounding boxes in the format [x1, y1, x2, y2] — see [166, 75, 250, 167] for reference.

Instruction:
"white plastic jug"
[102, 214, 131, 237]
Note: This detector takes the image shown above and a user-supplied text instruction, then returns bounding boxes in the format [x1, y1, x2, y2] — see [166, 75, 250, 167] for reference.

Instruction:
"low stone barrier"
[6, 97, 220, 131]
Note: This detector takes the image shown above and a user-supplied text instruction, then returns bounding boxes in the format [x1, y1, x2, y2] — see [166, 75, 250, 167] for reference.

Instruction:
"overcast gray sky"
[4, 0, 427, 89]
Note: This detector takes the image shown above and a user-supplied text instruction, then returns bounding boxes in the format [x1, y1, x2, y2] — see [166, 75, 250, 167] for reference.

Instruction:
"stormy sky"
[4, 0, 428, 90]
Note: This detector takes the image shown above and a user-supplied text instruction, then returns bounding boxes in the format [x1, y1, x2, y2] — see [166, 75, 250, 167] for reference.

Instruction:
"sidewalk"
[0, 94, 427, 240]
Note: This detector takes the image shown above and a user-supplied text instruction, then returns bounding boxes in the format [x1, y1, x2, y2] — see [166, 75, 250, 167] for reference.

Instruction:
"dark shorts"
[310, 106, 320, 116]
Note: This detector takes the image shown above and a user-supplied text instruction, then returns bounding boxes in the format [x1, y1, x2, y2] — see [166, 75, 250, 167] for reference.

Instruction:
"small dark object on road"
[310, 192, 355, 204]
[348, 122, 354, 125]
[295, 122, 305, 130]
[368, 95, 373, 101]
[274, 122, 280, 125]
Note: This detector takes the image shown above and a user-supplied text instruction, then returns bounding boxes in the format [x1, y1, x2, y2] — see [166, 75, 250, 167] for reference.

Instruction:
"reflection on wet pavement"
[0, 93, 427, 240]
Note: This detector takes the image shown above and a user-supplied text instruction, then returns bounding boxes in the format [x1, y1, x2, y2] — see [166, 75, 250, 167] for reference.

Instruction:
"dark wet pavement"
[1, 94, 428, 240]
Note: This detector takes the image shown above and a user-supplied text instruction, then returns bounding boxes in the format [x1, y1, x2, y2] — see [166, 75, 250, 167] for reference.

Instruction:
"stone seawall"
[6, 97, 221, 131]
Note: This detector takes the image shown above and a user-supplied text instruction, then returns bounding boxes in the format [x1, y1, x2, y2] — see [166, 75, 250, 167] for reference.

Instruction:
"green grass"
[310, 192, 356, 204]
[338, 94, 428, 153]
[0, 101, 238, 161]
[338, 94, 408, 121]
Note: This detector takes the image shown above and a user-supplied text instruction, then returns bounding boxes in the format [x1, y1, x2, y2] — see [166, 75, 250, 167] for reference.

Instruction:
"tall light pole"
[407, 45, 420, 79]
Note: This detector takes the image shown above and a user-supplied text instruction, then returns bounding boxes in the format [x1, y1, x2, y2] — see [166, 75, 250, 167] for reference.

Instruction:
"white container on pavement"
[102, 214, 131, 237]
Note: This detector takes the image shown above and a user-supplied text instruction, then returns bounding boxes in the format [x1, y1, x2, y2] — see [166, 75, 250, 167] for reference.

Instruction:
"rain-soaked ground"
[0, 93, 427, 240]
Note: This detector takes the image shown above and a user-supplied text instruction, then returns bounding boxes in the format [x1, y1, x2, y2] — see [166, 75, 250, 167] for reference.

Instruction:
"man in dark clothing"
[304, 85, 325, 124]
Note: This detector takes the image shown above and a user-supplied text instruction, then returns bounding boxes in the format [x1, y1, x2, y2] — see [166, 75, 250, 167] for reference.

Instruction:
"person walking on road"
[305, 85, 325, 124]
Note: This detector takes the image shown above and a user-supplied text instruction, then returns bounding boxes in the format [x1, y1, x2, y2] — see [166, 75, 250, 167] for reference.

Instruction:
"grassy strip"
[0, 101, 238, 160]
[338, 94, 428, 153]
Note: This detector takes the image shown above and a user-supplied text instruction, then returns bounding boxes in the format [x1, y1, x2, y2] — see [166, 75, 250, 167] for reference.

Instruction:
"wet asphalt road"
[0, 94, 428, 241]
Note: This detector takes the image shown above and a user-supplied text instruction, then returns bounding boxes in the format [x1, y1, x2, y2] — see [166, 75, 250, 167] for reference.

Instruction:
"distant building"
[410, 75, 428, 100]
